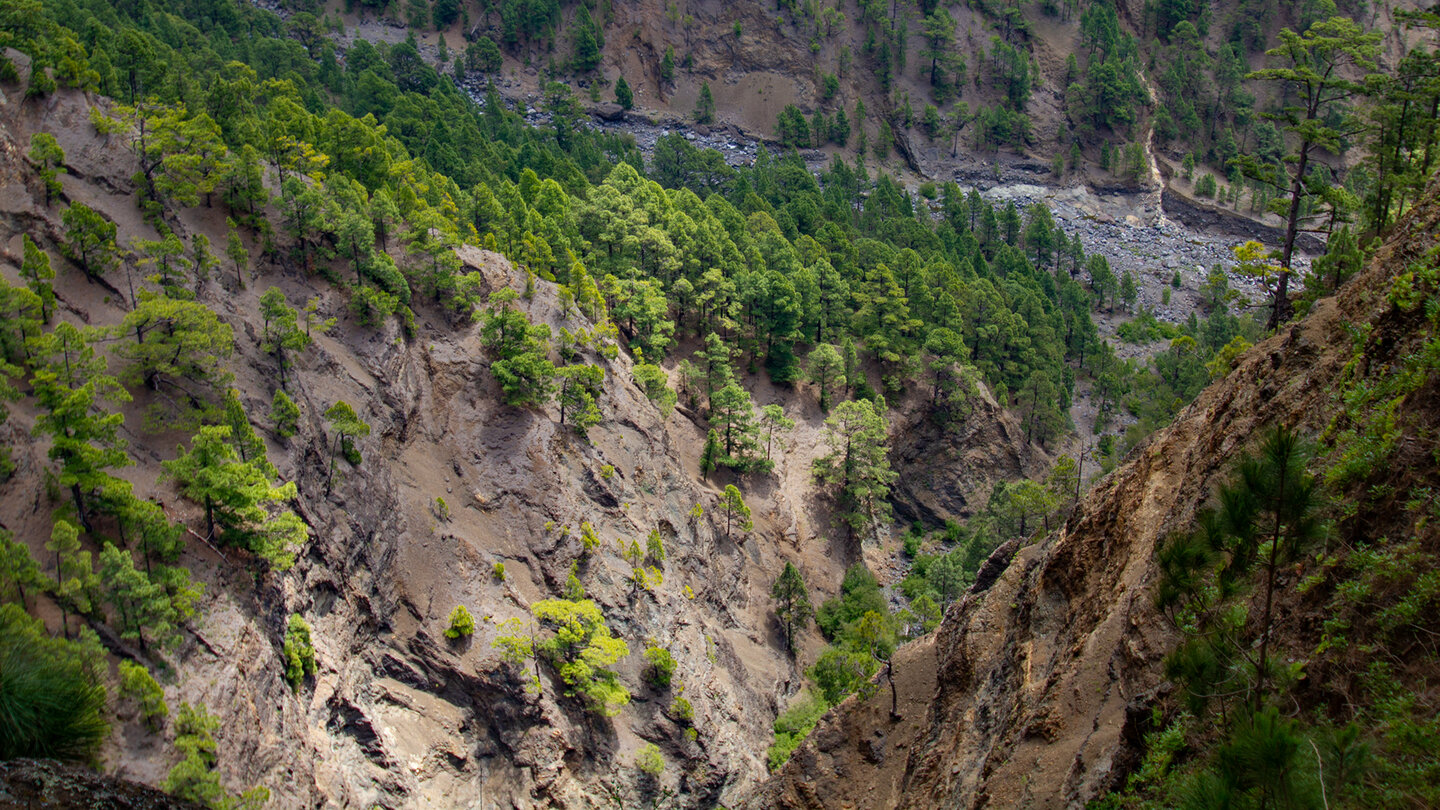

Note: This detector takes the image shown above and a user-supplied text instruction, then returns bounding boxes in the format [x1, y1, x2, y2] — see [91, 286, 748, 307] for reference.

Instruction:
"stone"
[592, 102, 625, 122]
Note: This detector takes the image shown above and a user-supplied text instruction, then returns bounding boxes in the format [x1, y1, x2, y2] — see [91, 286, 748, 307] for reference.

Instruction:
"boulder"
[592, 102, 625, 122]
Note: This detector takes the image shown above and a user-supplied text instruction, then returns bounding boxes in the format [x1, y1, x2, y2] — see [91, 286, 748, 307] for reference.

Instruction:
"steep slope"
[0, 79, 1044, 806]
[751, 177, 1440, 808]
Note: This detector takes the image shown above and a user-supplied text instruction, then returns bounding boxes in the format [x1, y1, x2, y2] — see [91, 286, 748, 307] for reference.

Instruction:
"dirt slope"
[749, 173, 1440, 810]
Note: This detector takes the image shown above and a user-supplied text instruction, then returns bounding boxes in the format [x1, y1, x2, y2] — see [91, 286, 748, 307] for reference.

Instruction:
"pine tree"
[771, 561, 813, 655]
[531, 598, 630, 715]
[27, 132, 65, 206]
[813, 398, 897, 539]
[645, 529, 666, 565]
[20, 235, 55, 324]
[614, 76, 633, 110]
[163, 426, 305, 570]
[323, 400, 371, 489]
[98, 542, 177, 652]
[632, 362, 677, 416]
[556, 364, 604, 434]
[700, 428, 721, 480]
[0, 530, 42, 607]
[118, 660, 168, 730]
[116, 294, 235, 402]
[694, 82, 715, 124]
[221, 389, 274, 477]
[708, 381, 760, 468]
[282, 614, 316, 689]
[31, 334, 131, 532]
[446, 605, 475, 638]
[163, 703, 223, 805]
[45, 519, 91, 638]
[258, 288, 310, 390]
[269, 389, 300, 438]
[225, 221, 248, 289]
[759, 404, 794, 464]
[1241, 18, 1382, 330]
[719, 484, 752, 541]
[61, 202, 118, 280]
[806, 343, 845, 411]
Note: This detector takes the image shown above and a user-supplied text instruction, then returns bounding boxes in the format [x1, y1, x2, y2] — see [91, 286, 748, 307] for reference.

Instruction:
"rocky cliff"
[751, 175, 1440, 809]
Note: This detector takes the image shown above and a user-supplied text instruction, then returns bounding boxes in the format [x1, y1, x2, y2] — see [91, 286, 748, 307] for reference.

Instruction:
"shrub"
[446, 605, 476, 638]
[283, 614, 316, 689]
[119, 660, 169, 731]
[668, 695, 693, 724]
[766, 691, 828, 770]
[0, 605, 109, 760]
[644, 645, 677, 688]
[492, 561, 506, 581]
[579, 521, 600, 553]
[635, 742, 665, 777]
[270, 389, 300, 438]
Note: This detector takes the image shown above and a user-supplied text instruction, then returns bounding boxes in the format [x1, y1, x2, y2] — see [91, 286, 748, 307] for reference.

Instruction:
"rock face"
[0, 759, 202, 809]
[749, 181, 1440, 808]
[888, 387, 1049, 526]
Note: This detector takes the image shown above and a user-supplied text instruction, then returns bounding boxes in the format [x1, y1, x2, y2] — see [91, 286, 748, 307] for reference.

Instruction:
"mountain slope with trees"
[753, 172, 1440, 809]
[0, 0, 1436, 807]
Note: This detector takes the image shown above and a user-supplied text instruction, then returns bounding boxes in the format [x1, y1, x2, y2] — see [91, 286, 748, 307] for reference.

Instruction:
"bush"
[119, 660, 168, 731]
[635, 742, 665, 777]
[491, 562, 506, 581]
[668, 695, 693, 724]
[0, 605, 109, 761]
[349, 284, 398, 327]
[1195, 173, 1218, 198]
[644, 645, 677, 688]
[766, 691, 828, 770]
[270, 389, 300, 438]
[816, 564, 886, 639]
[446, 605, 476, 638]
[283, 614, 316, 689]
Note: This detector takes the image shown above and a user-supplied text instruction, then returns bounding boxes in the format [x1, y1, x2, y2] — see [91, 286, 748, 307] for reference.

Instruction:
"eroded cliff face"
[751, 180, 1440, 810]
[0, 84, 1045, 808]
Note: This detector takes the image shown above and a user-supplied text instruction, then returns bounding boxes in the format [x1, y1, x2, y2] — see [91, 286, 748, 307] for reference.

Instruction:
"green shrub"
[644, 645, 677, 688]
[767, 691, 828, 770]
[283, 614, 316, 689]
[669, 695, 693, 724]
[492, 561, 506, 581]
[635, 742, 665, 777]
[446, 605, 476, 638]
[0, 605, 109, 761]
[119, 660, 169, 731]
[270, 389, 300, 438]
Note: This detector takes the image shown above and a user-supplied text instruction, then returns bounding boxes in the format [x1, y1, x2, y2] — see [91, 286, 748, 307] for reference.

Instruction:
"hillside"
[752, 175, 1440, 808]
[0, 0, 1437, 807]
[0, 78, 1047, 806]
